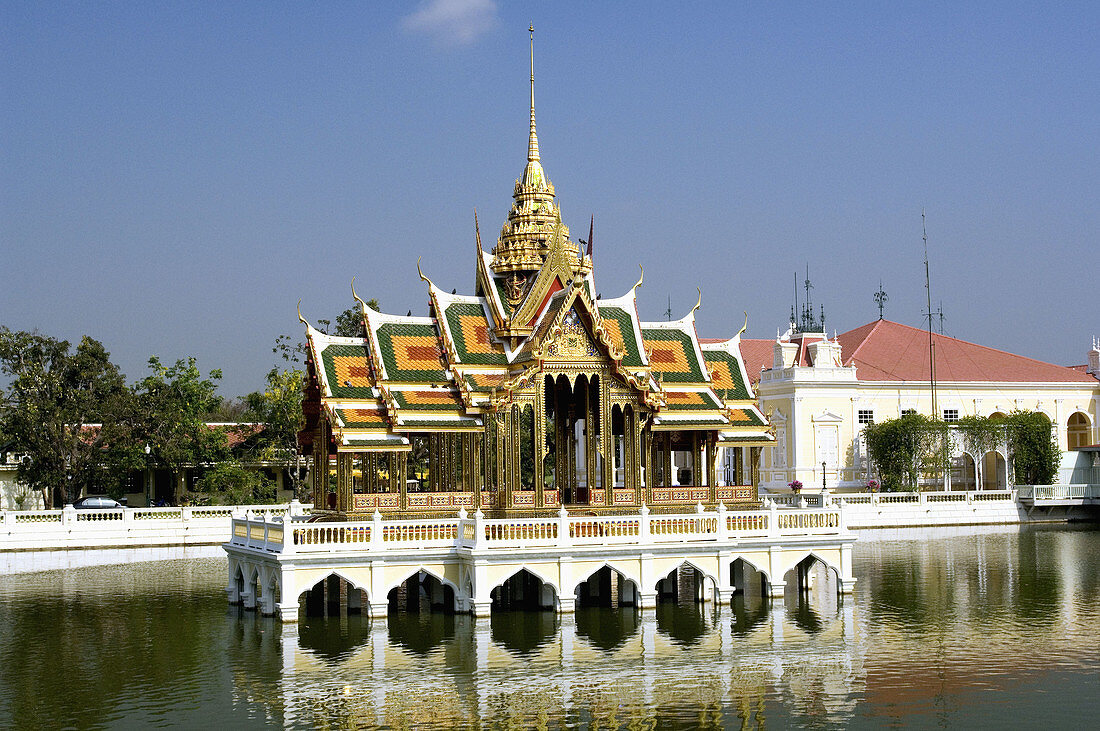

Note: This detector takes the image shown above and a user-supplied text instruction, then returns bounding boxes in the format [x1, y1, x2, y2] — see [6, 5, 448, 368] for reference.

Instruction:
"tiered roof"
[299, 37, 772, 452]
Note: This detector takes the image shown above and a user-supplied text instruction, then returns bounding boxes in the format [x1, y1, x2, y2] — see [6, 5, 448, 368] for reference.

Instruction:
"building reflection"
[219, 527, 1100, 728]
[239, 596, 861, 729]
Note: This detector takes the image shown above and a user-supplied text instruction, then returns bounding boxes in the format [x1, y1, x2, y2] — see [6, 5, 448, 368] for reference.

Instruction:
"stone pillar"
[471, 561, 493, 617]
[638, 551, 657, 609]
[731, 559, 746, 595]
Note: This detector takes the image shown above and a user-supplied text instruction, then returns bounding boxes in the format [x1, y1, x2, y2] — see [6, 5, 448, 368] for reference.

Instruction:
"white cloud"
[402, 0, 500, 47]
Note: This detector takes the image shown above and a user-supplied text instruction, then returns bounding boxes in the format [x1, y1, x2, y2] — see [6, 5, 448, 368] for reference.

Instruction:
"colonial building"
[745, 318, 1100, 492]
[298, 46, 772, 518]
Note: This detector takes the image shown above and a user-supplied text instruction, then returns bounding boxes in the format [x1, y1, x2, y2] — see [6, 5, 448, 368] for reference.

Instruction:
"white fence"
[228, 504, 846, 556]
[0, 502, 310, 552]
[1017, 484, 1100, 500]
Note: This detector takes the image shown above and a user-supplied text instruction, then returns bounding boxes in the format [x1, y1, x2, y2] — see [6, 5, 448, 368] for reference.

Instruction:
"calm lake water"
[1, 525, 1098, 729]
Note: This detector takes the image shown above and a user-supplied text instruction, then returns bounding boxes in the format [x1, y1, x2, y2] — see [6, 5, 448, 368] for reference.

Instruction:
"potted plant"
[788, 480, 803, 494]
[867, 479, 879, 493]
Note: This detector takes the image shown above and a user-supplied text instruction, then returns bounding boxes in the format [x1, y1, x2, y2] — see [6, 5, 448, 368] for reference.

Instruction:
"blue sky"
[2, 1, 1097, 397]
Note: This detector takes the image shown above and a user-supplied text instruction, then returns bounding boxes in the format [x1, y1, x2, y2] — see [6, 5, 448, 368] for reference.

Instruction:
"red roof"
[737, 339, 774, 386]
[837, 320, 1097, 384]
[697, 337, 774, 387]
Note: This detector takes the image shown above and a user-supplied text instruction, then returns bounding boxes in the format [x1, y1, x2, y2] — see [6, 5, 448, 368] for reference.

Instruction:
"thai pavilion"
[297, 39, 772, 518]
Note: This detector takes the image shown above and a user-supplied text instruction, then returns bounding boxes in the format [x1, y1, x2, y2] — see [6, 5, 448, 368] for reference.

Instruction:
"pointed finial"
[297, 299, 307, 325]
[586, 215, 594, 259]
[630, 265, 644, 295]
[689, 287, 702, 317]
[416, 256, 435, 288]
[351, 276, 367, 310]
[736, 311, 748, 339]
[528, 24, 539, 163]
[474, 209, 483, 252]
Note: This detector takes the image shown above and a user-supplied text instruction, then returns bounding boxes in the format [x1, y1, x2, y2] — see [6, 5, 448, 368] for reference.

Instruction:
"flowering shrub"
[788, 480, 803, 492]
[867, 479, 879, 492]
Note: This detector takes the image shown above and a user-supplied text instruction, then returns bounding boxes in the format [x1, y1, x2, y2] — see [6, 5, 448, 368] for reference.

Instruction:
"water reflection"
[574, 606, 640, 650]
[729, 594, 769, 637]
[2, 527, 1100, 729]
[655, 600, 710, 646]
[489, 609, 557, 656]
[297, 613, 372, 660]
[791, 596, 825, 635]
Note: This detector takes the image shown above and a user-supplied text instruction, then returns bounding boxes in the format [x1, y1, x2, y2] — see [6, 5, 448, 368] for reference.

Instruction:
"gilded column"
[398, 451, 408, 510]
[601, 378, 613, 505]
[535, 383, 546, 507]
[707, 434, 717, 503]
[665, 433, 674, 489]
[336, 453, 353, 513]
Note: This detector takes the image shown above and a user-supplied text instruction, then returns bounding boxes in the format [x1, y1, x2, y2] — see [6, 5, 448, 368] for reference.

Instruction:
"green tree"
[133, 357, 230, 500]
[1005, 410, 1060, 485]
[316, 302, 376, 338]
[0, 327, 136, 506]
[191, 461, 275, 505]
[245, 366, 307, 499]
[865, 413, 951, 491]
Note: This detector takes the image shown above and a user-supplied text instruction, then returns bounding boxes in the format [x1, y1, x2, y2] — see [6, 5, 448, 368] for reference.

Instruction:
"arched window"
[1067, 412, 1090, 450]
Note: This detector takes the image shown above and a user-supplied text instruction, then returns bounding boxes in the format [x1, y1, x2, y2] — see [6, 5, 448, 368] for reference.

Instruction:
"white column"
[471, 560, 493, 617]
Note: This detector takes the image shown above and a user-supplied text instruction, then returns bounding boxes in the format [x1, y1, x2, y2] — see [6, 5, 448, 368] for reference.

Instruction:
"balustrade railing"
[228, 503, 849, 556]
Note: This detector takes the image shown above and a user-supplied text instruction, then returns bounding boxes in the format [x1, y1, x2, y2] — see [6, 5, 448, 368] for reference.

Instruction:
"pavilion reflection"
[295, 613, 372, 661]
[247, 600, 865, 729]
[489, 609, 558, 657]
[573, 606, 640, 651]
[387, 610, 458, 656]
[655, 601, 711, 646]
[728, 594, 769, 637]
[790, 596, 825, 635]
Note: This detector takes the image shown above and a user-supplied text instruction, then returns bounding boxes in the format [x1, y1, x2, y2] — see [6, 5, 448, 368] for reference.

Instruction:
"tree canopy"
[132, 356, 231, 485]
[864, 413, 950, 491]
[0, 327, 136, 505]
[1004, 410, 1060, 485]
[245, 366, 307, 499]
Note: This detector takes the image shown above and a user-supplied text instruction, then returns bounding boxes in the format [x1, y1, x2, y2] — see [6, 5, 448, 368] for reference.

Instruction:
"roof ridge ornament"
[630, 265, 644, 296]
[689, 288, 702, 318]
[351, 276, 368, 312]
[474, 209, 482, 252]
[416, 256, 436, 289]
[297, 299, 308, 325]
[736, 311, 748, 339]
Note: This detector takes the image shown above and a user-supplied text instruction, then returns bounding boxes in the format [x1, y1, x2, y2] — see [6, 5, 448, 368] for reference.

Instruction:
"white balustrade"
[0, 501, 311, 552]
[225, 504, 849, 557]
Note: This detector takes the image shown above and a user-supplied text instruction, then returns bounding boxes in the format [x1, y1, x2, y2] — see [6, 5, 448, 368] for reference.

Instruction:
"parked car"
[71, 495, 124, 509]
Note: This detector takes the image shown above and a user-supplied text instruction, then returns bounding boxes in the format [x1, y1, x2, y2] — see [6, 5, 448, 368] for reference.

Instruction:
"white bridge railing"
[1016, 484, 1100, 500]
[228, 504, 847, 556]
[1, 502, 311, 551]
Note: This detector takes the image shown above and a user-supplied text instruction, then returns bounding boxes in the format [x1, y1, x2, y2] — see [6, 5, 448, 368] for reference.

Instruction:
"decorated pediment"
[544, 307, 600, 358]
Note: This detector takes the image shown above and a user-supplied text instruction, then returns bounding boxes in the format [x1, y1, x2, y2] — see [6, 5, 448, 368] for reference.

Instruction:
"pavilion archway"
[574, 565, 640, 609]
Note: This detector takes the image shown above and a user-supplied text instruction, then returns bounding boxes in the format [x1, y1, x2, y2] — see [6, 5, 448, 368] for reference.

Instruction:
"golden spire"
[490, 26, 570, 279]
[528, 24, 539, 163]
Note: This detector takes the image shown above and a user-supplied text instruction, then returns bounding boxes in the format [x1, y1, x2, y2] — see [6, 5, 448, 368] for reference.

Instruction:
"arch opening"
[655, 562, 710, 605]
[730, 557, 770, 599]
[387, 570, 457, 614]
[982, 451, 1007, 490]
[299, 573, 368, 618]
[575, 565, 639, 609]
[1068, 412, 1090, 451]
[492, 568, 556, 612]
